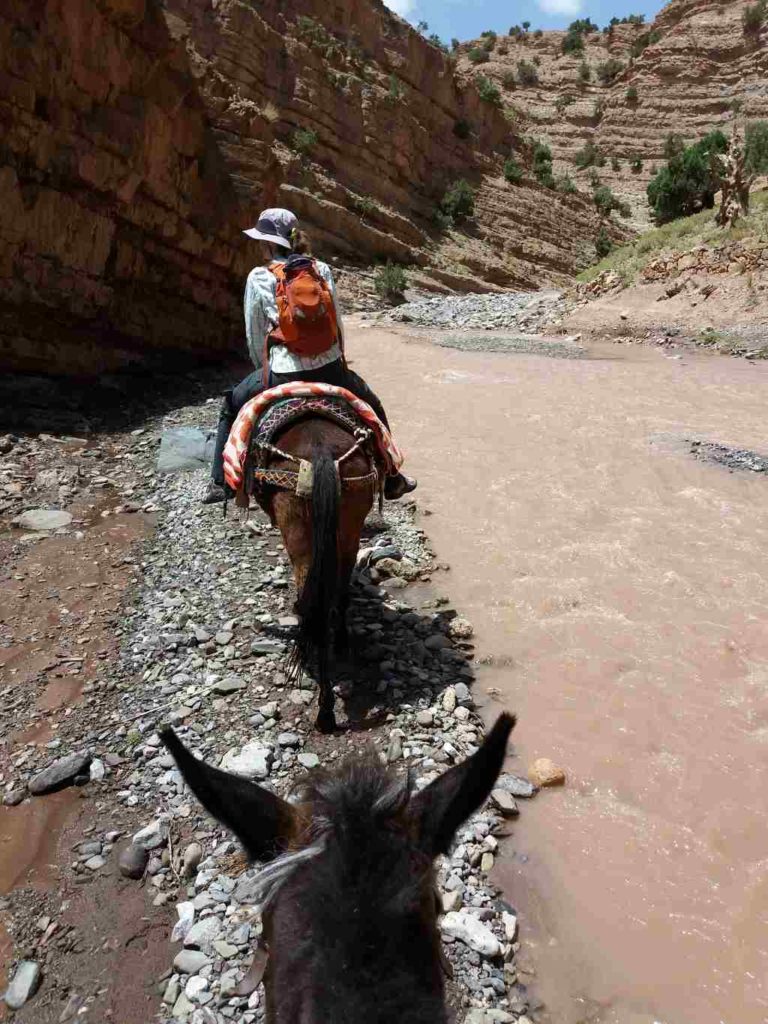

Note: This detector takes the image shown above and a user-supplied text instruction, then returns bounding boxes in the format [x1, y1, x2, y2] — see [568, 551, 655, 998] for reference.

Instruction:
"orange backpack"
[267, 257, 339, 359]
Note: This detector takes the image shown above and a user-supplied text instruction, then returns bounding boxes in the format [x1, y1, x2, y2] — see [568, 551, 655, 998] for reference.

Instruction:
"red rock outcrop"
[1, 0, 255, 376]
[1, 0, 610, 375]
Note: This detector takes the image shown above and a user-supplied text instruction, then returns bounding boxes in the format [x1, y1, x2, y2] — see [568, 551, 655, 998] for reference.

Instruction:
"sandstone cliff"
[1, 0, 610, 376]
[457, 0, 768, 228]
[1, 0, 253, 376]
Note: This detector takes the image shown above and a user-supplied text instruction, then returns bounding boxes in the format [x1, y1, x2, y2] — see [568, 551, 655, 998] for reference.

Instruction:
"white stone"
[183, 917, 222, 952]
[502, 911, 518, 941]
[133, 819, 169, 850]
[3, 960, 41, 1009]
[220, 741, 271, 780]
[184, 976, 208, 1001]
[297, 752, 320, 770]
[441, 911, 500, 957]
[171, 901, 195, 943]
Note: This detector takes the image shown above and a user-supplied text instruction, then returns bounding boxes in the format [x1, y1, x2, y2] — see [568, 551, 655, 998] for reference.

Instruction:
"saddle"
[243, 396, 383, 502]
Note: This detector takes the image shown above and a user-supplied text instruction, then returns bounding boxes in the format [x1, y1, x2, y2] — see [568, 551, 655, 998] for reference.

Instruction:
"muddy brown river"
[353, 326, 768, 1024]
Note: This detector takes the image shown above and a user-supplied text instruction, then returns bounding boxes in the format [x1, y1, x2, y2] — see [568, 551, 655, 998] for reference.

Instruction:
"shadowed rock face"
[1, 0, 610, 376]
[1, 0, 254, 376]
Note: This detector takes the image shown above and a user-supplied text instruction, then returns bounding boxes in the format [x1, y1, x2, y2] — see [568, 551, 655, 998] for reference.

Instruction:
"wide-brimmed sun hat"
[243, 208, 298, 249]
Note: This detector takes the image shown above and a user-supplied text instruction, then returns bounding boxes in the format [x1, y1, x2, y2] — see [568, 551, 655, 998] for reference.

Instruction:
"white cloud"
[383, 0, 417, 16]
[538, 0, 584, 14]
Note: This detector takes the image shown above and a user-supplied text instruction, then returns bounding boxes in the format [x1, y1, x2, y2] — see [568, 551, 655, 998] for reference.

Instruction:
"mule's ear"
[161, 728, 296, 862]
[410, 713, 515, 857]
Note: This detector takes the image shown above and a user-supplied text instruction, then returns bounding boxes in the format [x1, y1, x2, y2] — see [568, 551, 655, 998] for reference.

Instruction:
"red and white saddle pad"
[223, 382, 405, 493]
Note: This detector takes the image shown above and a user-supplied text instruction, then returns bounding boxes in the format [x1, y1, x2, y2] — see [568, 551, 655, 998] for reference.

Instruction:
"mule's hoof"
[316, 710, 337, 734]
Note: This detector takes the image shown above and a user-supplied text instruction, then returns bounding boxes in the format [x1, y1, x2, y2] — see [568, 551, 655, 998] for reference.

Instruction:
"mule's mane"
[297, 751, 413, 834]
[250, 754, 421, 913]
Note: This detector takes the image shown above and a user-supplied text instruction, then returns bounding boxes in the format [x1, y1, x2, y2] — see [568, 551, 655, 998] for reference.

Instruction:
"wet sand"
[352, 326, 768, 1024]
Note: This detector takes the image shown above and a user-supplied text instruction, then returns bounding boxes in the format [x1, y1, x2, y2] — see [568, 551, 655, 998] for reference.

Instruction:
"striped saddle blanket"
[223, 382, 404, 493]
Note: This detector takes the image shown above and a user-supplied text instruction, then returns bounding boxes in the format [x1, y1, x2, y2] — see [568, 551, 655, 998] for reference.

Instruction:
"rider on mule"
[204, 208, 417, 504]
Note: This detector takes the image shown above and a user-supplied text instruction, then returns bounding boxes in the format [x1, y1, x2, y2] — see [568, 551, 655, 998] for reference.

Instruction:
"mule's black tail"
[293, 446, 339, 731]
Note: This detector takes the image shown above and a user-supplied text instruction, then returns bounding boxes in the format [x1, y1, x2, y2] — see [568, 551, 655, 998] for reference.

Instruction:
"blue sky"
[384, 0, 664, 38]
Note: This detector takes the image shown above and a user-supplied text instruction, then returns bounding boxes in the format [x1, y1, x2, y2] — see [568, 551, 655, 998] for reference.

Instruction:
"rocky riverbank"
[1, 373, 543, 1024]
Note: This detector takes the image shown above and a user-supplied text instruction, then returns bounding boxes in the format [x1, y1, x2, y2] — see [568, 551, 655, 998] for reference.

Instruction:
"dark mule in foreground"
[162, 712, 515, 1024]
[251, 413, 377, 733]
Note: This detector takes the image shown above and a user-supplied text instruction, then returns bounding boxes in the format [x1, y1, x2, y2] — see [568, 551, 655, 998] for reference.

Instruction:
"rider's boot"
[202, 480, 230, 505]
[384, 472, 417, 500]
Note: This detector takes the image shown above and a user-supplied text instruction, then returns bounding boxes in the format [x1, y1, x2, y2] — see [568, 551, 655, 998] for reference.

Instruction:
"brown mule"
[252, 415, 376, 732]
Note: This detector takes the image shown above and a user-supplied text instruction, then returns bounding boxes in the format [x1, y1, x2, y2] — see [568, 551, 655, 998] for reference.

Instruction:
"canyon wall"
[0, 0, 252, 376]
[457, 0, 768, 228]
[0, 0, 608, 376]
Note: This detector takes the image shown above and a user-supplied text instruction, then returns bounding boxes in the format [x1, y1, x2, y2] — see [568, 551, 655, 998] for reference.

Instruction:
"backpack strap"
[263, 260, 287, 382]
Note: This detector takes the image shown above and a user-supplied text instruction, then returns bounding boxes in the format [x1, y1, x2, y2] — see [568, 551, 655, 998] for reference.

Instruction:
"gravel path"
[377, 290, 570, 333]
[1, 383, 537, 1024]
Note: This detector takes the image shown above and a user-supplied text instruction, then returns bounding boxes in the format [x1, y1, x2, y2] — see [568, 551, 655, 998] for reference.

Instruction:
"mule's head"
[162, 713, 515, 1022]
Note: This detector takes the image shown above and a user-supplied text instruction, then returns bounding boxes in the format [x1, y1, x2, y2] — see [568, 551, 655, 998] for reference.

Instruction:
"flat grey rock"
[297, 752, 320, 770]
[3, 960, 41, 1009]
[157, 427, 215, 475]
[183, 917, 222, 952]
[497, 773, 536, 798]
[491, 790, 519, 817]
[29, 752, 91, 795]
[220, 741, 271, 780]
[13, 509, 73, 531]
[250, 638, 286, 655]
[173, 950, 211, 975]
[213, 674, 247, 695]
[132, 819, 168, 850]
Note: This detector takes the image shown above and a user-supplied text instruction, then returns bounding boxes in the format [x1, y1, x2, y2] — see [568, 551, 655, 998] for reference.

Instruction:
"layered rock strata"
[457, 0, 768, 227]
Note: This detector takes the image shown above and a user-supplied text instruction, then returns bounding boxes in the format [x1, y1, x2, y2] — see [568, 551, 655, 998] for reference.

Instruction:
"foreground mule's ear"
[410, 712, 515, 856]
[161, 728, 296, 862]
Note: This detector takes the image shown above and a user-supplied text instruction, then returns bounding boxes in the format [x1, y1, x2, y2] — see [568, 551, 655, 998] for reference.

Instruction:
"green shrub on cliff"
[439, 179, 476, 223]
[532, 141, 554, 188]
[743, 0, 766, 36]
[517, 60, 539, 86]
[597, 58, 624, 83]
[476, 76, 503, 107]
[575, 141, 605, 169]
[593, 185, 630, 218]
[595, 226, 613, 259]
[374, 262, 407, 302]
[292, 128, 318, 155]
[503, 157, 523, 184]
[562, 30, 585, 54]
[646, 130, 727, 223]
